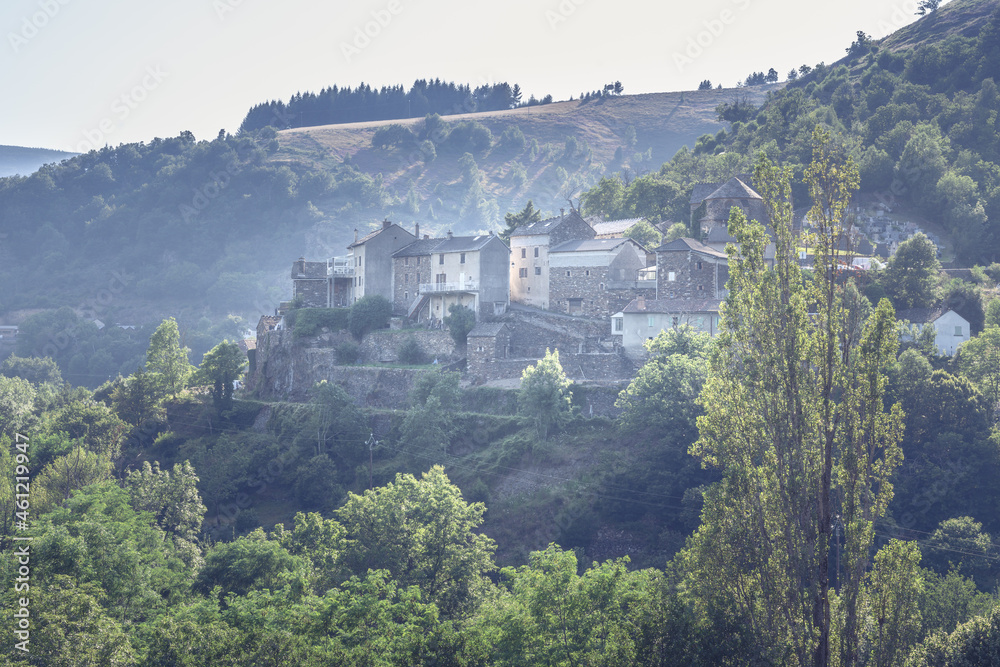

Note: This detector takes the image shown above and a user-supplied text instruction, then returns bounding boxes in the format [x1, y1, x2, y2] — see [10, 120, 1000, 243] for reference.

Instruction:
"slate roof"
[655, 237, 728, 258]
[392, 234, 506, 258]
[293, 260, 327, 279]
[690, 183, 722, 206]
[510, 210, 587, 237]
[622, 297, 723, 314]
[468, 322, 510, 337]
[548, 237, 640, 253]
[705, 177, 762, 201]
[895, 307, 965, 325]
[590, 217, 643, 236]
[347, 222, 413, 248]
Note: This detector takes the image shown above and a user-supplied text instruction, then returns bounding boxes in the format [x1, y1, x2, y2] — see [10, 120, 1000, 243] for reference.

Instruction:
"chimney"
[382, 218, 391, 230]
[354, 229, 358, 242]
[423, 234, 429, 240]
[560, 208, 565, 218]
[637, 295, 646, 311]
[447, 230, 453, 240]
[414, 222, 419, 238]
[488, 229, 493, 236]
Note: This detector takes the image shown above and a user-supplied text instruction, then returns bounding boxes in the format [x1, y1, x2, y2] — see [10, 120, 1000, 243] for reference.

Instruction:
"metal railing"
[419, 281, 479, 293]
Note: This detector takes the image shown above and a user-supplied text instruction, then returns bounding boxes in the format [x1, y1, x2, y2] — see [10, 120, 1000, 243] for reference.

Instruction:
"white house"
[897, 308, 971, 356]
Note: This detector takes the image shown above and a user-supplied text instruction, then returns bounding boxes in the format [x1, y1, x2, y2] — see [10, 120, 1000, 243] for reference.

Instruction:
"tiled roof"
[348, 222, 414, 248]
[622, 297, 723, 314]
[705, 177, 762, 201]
[468, 322, 509, 337]
[590, 217, 643, 236]
[690, 183, 721, 205]
[510, 210, 587, 237]
[393, 234, 506, 258]
[654, 237, 728, 258]
[549, 238, 639, 253]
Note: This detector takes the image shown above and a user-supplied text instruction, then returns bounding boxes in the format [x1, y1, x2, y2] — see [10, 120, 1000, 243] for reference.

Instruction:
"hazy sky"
[2, 0, 936, 153]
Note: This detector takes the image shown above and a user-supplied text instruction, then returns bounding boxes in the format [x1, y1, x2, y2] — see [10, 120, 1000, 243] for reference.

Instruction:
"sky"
[1, 0, 938, 153]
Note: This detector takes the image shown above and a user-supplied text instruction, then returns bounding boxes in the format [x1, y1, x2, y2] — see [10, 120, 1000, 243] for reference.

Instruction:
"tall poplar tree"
[685, 128, 905, 666]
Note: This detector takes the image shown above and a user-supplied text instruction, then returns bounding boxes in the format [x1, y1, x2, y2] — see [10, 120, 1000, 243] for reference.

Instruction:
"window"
[404, 292, 408, 300]
[585, 270, 590, 276]
[404, 257, 409, 265]
[668, 271, 676, 281]
[519, 268, 528, 278]
[439, 254, 444, 265]
[521, 248, 526, 258]
[955, 325, 964, 336]
[698, 284, 704, 291]
[566, 270, 571, 277]
[697, 261, 703, 270]
[460, 253, 466, 264]
[613, 318, 623, 332]
[648, 315, 655, 327]
[436, 273, 446, 284]
[534, 247, 539, 257]
[535, 267, 541, 275]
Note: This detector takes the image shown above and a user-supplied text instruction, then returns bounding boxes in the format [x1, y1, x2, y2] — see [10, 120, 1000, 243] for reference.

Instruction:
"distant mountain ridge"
[0, 145, 77, 177]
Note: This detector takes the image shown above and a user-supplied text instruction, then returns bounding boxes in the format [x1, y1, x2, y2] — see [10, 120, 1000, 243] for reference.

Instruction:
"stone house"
[467, 322, 511, 367]
[509, 209, 595, 310]
[291, 258, 332, 308]
[655, 237, 729, 300]
[547, 237, 649, 317]
[347, 219, 416, 303]
[691, 177, 775, 262]
[392, 231, 510, 323]
[897, 307, 971, 356]
[612, 295, 723, 358]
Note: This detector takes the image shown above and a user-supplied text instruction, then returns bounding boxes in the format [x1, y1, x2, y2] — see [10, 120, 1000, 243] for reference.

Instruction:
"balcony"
[328, 256, 354, 278]
[419, 280, 479, 294]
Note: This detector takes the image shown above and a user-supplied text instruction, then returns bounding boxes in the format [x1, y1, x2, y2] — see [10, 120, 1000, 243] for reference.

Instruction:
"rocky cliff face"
[248, 328, 455, 405]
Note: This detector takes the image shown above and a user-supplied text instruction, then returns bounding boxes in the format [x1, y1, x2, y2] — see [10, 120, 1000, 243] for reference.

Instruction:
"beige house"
[347, 220, 416, 303]
[509, 210, 595, 310]
[392, 231, 510, 323]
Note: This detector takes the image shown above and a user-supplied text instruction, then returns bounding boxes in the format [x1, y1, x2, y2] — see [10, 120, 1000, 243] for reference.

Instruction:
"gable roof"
[510, 210, 587, 237]
[589, 217, 643, 236]
[622, 297, 723, 314]
[654, 236, 728, 259]
[549, 237, 643, 253]
[690, 182, 722, 206]
[705, 177, 762, 201]
[896, 307, 967, 325]
[468, 322, 509, 337]
[393, 234, 506, 258]
[348, 222, 413, 249]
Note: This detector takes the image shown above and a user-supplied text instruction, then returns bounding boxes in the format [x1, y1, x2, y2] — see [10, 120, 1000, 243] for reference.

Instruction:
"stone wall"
[468, 349, 634, 384]
[548, 265, 611, 317]
[656, 249, 718, 299]
[293, 278, 328, 308]
[358, 330, 456, 363]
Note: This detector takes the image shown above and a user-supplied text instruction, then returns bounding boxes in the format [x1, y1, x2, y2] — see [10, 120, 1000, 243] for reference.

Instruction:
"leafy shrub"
[336, 340, 360, 364]
[293, 308, 350, 338]
[398, 336, 427, 365]
[372, 123, 415, 149]
[348, 295, 392, 340]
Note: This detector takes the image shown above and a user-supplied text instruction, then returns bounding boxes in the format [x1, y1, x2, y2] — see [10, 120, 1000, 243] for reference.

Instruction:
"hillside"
[0, 144, 77, 177]
[880, 0, 997, 51]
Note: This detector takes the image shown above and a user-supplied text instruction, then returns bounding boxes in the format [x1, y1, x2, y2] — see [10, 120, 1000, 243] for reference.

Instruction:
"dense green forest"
[239, 79, 557, 133]
[6, 131, 1000, 664]
[581, 2, 1000, 265]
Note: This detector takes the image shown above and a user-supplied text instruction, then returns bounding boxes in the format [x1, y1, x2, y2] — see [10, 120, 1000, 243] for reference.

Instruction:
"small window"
[439, 254, 444, 265]
[698, 284, 704, 291]
[585, 270, 590, 276]
[566, 270, 571, 277]
[521, 248, 526, 258]
[519, 268, 528, 278]
[404, 291, 408, 300]
[648, 315, 655, 327]
[697, 261, 703, 270]
[460, 253, 466, 264]
[404, 257, 409, 265]
[668, 271, 676, 281]
[955, 325, 963, 336]
[599, 283, 604, 290]
[534, 247, 539, 257]
[613, 318, 623, 332]
[535, 267, 541, 275]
